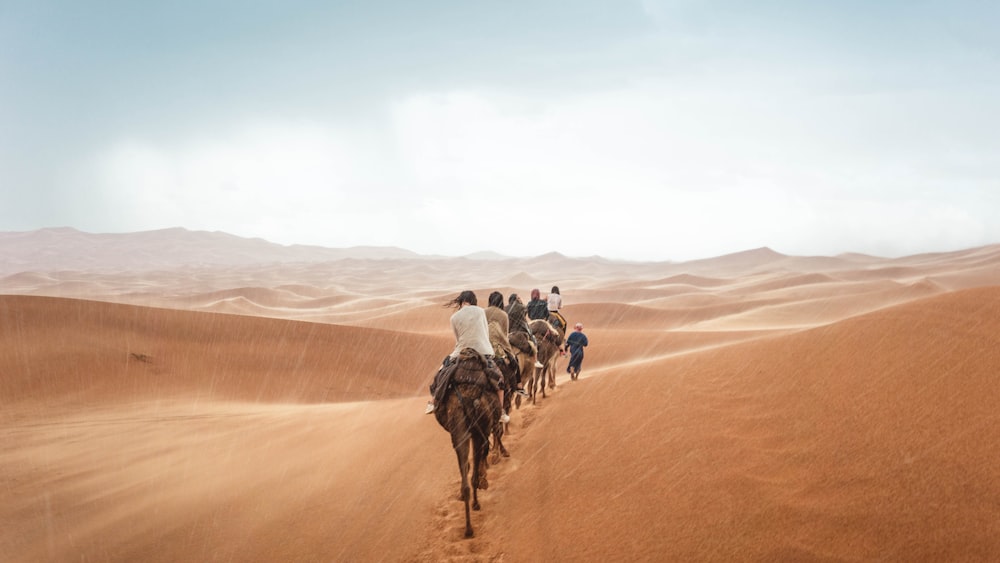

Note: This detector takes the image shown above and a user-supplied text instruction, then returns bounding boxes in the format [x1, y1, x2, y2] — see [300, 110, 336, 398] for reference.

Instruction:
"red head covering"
[530, 288, 540, 300]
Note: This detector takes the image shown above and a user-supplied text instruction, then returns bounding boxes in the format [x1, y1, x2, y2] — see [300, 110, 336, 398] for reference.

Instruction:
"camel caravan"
[427, 287, 570, 538]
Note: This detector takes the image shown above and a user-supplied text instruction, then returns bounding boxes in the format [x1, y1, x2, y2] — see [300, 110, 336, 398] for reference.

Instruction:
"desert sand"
[2, 229, 1000, 561]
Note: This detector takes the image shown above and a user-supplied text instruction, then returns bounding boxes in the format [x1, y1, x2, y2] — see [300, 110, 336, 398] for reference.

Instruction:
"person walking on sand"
[425, 290, 509, 423]
[565, 322, 589, 380]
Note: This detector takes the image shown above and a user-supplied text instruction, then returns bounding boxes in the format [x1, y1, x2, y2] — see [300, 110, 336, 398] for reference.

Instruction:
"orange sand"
[2, 231, 1000, 561]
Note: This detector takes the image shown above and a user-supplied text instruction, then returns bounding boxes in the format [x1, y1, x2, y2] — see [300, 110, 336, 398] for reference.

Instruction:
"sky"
[2, 1, 999, 262]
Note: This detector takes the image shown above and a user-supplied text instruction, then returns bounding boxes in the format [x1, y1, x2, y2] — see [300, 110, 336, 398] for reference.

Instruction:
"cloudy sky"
[2, 1, 998, 261]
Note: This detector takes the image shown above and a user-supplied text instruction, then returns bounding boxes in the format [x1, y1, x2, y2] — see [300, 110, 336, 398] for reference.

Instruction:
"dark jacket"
[506, 301, 531, 334]
[526, 299, 549, 320]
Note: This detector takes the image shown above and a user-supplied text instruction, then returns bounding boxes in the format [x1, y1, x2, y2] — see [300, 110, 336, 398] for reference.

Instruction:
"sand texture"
[2, 229, 1000, 561]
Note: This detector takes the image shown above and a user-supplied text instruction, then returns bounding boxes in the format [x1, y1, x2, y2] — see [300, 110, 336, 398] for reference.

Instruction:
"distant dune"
[1, 228, 1000, 561]
[0, 227, 422, 274]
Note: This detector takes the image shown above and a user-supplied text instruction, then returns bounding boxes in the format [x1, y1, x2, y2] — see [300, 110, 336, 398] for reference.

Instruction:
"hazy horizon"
[8, 224, 985, 265]
[3, 1, 999, 262]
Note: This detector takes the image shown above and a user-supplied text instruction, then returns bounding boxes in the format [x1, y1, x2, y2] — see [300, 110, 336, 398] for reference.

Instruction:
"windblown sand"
[2, 238, 1000, 561]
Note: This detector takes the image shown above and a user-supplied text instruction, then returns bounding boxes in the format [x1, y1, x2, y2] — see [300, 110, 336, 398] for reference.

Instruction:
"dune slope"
[0, 295, 449, 406]
[493, 287, 1000, 561]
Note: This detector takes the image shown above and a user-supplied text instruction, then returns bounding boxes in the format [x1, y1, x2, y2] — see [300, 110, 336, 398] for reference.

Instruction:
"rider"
[425, 290, 509, 423]
[486, 291, 530, 398]
[507, 293, 544, 369]
[547, 285, 567, 333]
[526, 288, 549, 321]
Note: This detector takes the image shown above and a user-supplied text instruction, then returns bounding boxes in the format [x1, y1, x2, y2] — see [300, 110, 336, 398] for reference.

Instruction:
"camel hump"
[508, 331, 534, 355]
[457, 347, 486, 369]
[453, 348, 502, 390]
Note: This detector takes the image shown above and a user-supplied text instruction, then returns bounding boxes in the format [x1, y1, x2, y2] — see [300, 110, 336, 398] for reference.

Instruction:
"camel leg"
[453, 434, 474, 538]
[515, 353, 531, 409]
[481, 429, 491, 489]
[519, 354, 535, 405]
[493, 419, 509, 458]
[471, 434, 484, 510]
[526, 354, 535, 398]
[476, 460, 489, 494]
[531, 365, 539, 404]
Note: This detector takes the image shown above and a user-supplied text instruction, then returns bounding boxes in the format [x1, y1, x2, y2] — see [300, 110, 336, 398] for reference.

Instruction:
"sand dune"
[2, 229, 1000, 561]
[0, 295, 449, 406]
[497, 287, 1000, 561]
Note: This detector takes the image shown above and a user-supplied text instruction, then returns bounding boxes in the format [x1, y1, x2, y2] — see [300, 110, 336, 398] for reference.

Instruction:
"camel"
[508, 330, 540, 409]
[487, 320, 518, 432]
[491, 355, 517, 459]
[528, 318, 565, 402]
[544, 312, 567, 389]
[433, 348, 504, 538]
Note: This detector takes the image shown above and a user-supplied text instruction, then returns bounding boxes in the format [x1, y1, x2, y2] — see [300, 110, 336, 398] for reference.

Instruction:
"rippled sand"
[2, 234, 1000, 561]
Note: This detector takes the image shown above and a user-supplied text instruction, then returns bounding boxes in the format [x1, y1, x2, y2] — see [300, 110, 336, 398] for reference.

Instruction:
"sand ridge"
[2, 229, 1000, 561]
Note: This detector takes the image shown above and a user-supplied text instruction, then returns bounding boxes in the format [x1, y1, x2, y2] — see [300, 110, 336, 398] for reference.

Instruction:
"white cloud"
[384, 87, 819, 258]
[95, 122, 356, 243]
[88, 81, 1000, 261]
[386, 84, 999, 259]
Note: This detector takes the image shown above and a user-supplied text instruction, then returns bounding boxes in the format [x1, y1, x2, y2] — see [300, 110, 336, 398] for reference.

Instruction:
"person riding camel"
[547, 285, 567, 333]
[425, 290, 509, 423]
[506, 293, 544, 369]
[526, 288, 549, 321]
[486, 291, 530, 398]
